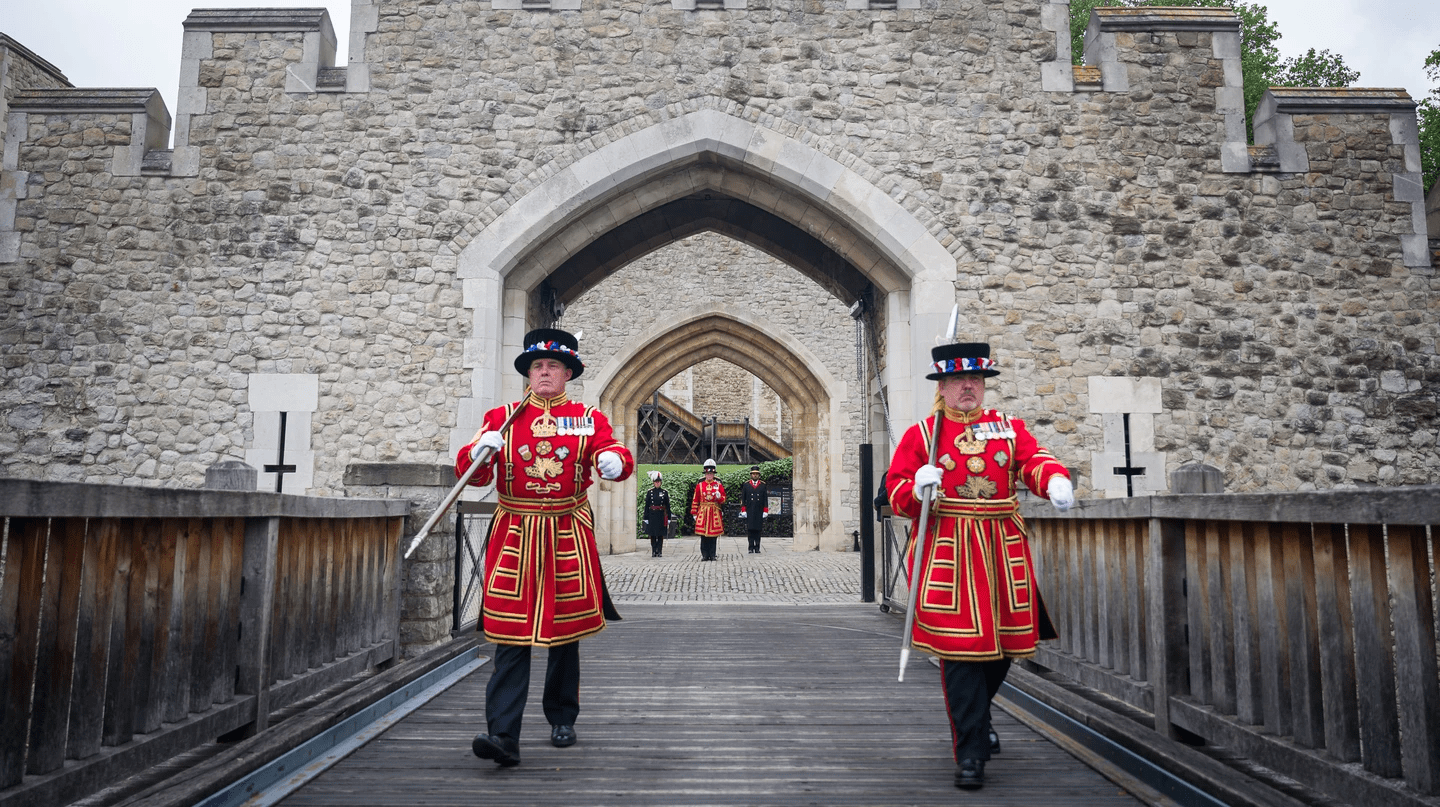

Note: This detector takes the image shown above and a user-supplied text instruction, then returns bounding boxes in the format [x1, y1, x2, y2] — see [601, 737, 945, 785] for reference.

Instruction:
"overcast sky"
[3, 0, 1437, 147]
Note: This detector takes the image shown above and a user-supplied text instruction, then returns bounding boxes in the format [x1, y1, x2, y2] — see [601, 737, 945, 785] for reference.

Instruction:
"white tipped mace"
[897, 418, 942, 682]
[899, 304, 959, 682]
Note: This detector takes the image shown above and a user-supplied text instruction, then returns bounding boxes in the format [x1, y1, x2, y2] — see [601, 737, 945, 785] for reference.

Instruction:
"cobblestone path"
[599, 535, 863, 604]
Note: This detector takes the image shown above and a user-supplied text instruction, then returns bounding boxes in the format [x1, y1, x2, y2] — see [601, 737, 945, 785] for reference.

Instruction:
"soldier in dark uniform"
[738, 465, 769, 553]
[643, 470, 671, 557]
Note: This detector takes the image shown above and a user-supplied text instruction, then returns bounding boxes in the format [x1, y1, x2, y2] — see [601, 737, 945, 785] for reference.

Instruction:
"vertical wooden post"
[68, 518, 118, 760]
[1282, 522, 1324, 748]
[1184, 520, 1210, 705]
[1349, 523, 1402, 777]
[1255, 523, 1292, 737]
[1205, 520, 1235, 716]
[1146, 517, 1188, 737]
[27, 517, 85, 775]
[1096, 519, 1113, 669]
[235, 516, 279, 735]
[1229, 522, 1263, 725]
[1, 518, 48, 785]
[1387, 524, 1440, 794]
[1312, 523, 1359, 762]
[1125, 520, 1147, 681]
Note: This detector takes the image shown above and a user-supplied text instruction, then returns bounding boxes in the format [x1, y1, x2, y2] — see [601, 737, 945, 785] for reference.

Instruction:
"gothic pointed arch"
[583, 305, 845, 552]
[454, 107, 956, 435]
[452, 106, 957, 552]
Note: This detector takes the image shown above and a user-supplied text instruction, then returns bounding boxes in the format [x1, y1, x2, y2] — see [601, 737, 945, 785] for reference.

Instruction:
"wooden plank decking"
[276, 604, 1143, 806]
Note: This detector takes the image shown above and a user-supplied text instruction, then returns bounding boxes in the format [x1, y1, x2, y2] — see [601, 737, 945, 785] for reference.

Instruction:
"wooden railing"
[1021, 487, 1440, 807]
[0, 479, 408, 807]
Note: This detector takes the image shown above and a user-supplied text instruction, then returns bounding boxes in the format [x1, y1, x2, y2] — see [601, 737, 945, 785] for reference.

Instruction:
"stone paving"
[599, 535, 863, 604]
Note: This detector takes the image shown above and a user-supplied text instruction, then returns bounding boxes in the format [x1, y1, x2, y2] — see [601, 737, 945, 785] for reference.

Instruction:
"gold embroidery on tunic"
[956, 476, 997, 499]
[532, 411, 559, 438]
[966, 456, 986, 474]
[954, 426, 985, 455]
[525, 481, 563, 494]
[536, 440, 553, 456]
[939, 453, 956, 471]
[526, 456, 563, 480]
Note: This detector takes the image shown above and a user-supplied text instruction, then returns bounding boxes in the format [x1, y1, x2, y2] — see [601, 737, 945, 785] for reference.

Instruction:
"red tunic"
[456, 391, 634, 646]
[887, 407, 1069, 661]
[689, 479, 726, 537]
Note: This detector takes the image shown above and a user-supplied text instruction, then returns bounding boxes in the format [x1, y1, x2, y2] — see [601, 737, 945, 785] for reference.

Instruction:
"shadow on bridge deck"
[274, 604, 1144, 806]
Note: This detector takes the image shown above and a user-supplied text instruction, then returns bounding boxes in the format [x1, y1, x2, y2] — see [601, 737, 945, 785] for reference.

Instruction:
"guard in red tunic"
[458, 327, 634, 768]
[690, 458, 726, 560]
[887, 341, 1074, 790]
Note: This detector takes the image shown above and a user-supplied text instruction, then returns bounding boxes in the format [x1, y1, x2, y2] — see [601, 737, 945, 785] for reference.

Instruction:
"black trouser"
[649, 536, 664, 556]
[700, 536, 717, 559]
[486, 642, 580, 741]
[747, 528, 762, 552]
[940, 657, 1011, 762]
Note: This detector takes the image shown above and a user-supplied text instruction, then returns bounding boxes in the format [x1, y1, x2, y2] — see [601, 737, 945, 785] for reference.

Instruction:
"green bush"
[634, 458, 793, 537]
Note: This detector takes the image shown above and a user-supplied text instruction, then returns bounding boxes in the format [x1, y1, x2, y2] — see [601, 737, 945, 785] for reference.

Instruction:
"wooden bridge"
[1, 478, 1437, 806]
[636, 392, 790, 465]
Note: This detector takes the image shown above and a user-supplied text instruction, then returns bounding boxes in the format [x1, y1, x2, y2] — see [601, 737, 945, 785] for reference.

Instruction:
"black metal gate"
[878, 507, 912, 613]
[454, 501, 494, 632]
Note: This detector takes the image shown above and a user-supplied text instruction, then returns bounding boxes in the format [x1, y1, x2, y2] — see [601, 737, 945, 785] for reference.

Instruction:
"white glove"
[596, 451, 623, 480]
[740, 509, 747, 518]
[914, 464, 943, 500]
[1048, 476, 1075, 511]
[470, 430, 505, 460]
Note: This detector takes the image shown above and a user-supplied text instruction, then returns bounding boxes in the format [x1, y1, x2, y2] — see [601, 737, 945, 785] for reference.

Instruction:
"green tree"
[1420, 48, 1440, 195]
[1069, 1, 1356, 141]
[1275, 48, 1360, 88]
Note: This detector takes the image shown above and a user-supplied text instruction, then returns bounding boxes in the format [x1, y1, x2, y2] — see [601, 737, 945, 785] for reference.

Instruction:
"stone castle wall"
[0, 1, 1434, 512]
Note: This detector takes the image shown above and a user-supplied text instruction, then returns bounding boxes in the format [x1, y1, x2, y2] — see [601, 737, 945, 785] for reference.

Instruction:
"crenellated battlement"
[0, 1, 1435, 508]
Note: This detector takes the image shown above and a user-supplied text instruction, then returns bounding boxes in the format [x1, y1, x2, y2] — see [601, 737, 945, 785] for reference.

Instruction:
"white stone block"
[1401, 234, 1430, 268]
[249, 373, 320, 411]
[1088, 376, 1162, 413]
[1212, 31, 1241, 60]
[1220, 142, 1250, 174]
[1394, 171, 1425, 203]
[1041, 62, 1074, 93]
[0, 233, 19, 264]
[286, 63, 319, 94]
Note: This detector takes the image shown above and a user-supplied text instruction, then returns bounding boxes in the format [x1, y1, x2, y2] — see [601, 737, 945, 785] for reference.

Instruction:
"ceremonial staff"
[403, 403, 525, 559]
[898, 305, 959, 682]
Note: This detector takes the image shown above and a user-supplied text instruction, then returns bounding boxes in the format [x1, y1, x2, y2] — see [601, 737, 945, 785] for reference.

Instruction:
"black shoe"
[551, 724, 576, 747]
[472, 733, 520, 767]
[955, 758, 985, 790]
[989, 728, 1001, 754]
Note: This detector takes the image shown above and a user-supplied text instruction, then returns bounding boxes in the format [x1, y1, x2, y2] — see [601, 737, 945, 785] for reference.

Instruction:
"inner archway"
[584, 307, 845, 553]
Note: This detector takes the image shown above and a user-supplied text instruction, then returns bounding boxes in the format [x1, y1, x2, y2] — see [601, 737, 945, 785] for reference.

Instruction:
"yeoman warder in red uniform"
[887, 339, 1074, 790]
[456, 327, 634, 768]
